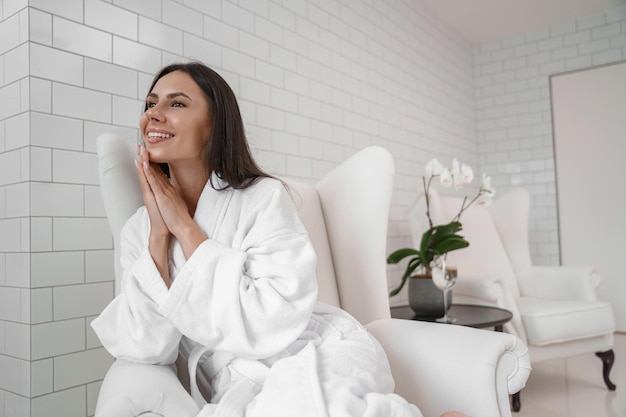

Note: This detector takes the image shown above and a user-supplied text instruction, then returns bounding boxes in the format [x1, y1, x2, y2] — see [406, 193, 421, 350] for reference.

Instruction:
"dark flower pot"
[408, 275, 452, 317]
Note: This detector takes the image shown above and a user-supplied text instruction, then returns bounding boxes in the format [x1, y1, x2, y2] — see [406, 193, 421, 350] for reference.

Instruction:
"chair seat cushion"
[518, 297, 615, 346]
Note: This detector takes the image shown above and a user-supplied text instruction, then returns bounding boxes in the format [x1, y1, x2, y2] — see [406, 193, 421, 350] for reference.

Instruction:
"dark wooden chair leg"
[510, 391, 521, 412]
[595, 349, 616, 390]
[509, 351, 614, 413]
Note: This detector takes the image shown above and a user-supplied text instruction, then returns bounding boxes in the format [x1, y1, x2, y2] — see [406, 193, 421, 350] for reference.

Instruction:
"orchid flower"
[439, 169, 453, 187]
[461, 163, 474, 184]
[424, 158, 444, 176]
[450, 158, 460, 175]
[480, 173, 495, 195]
[475, 194, 493, 206]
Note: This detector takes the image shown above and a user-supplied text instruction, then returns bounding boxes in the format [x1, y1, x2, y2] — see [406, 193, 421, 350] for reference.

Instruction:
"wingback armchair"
[95, 133, 530, 417]
[416, 187, 616, 410]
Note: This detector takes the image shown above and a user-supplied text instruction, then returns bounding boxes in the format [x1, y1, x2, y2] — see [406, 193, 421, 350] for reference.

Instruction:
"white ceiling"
[419, 0, 626, 43]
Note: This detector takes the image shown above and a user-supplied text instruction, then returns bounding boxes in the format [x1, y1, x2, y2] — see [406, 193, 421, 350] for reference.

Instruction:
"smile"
[147, 132, 173, 139]
[146, 131, 174, 143]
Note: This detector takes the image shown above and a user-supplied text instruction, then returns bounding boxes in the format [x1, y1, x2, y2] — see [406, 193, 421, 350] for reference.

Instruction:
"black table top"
[390, 304, 513, 329]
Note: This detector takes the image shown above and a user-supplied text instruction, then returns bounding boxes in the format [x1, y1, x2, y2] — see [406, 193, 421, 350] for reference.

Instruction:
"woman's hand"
[136, 145, 172, 286]
[137, 146, 192, 234]
[136, 145, 169, 238]
[137, 146, 207, 261]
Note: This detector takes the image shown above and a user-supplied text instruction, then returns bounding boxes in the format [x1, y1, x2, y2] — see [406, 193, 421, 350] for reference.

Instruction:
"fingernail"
[134, 159, 138, 167]
[143, 161, 149, 170]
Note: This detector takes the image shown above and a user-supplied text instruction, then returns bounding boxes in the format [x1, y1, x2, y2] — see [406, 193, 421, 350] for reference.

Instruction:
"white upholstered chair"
[95, 133, 530, 417]
[416, 187, 616, 411]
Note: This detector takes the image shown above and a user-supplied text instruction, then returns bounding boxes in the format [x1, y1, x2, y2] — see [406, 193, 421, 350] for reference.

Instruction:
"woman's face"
[140, 70, 213, 166]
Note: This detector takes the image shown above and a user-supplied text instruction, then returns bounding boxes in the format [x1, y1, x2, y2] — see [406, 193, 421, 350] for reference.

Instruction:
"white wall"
[473, 4, 626, 266]
[0, 1, 477, 415]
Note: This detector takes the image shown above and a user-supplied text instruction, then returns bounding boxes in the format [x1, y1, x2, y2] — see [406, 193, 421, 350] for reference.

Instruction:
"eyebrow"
[147, 92, 192, 101]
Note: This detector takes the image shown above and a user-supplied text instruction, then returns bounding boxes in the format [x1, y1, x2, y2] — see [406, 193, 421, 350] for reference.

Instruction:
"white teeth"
[147, 132, 172, 138]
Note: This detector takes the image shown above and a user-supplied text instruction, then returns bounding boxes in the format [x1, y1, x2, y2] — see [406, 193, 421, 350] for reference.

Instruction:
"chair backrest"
[97, 134, 393, 325]
[281, 178, 341, 307]
[315, 146, 394, 324]
[97, 134, 143, 286]
[488, 188, 533, 272]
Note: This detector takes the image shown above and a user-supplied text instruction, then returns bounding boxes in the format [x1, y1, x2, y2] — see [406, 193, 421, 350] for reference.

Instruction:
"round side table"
[390, 304, 513, 332]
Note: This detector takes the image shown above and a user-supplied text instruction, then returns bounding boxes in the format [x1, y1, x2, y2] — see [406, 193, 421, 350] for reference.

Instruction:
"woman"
[92, 62, 465, 417]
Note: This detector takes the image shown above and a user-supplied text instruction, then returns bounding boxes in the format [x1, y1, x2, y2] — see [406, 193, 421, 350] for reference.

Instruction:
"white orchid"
[461, 163, 474, 183]
[480, 173, 495, 195]
[424, 158, 445, 177]
[439, 169, 453, 187]
[422, 157, 494, 204]
[475, 194, 493, 206]
[424, 158, 476, 189]
[474, 173, 496, 206]
[450, 158, 461, 176]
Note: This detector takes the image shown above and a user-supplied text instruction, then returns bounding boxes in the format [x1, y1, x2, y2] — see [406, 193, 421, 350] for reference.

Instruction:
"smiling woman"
[90, 62, 464, 417]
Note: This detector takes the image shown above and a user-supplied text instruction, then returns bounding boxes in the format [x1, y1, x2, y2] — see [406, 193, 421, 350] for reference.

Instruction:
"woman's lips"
[146, 131, 174, 144]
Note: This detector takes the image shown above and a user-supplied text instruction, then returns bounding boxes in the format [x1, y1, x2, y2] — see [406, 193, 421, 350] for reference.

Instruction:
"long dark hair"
[145, 62, 271, 190]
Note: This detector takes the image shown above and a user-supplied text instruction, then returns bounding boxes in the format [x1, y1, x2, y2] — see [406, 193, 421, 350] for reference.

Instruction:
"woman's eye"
[172, 102, 185, 107]
[146, 102, 156, 109]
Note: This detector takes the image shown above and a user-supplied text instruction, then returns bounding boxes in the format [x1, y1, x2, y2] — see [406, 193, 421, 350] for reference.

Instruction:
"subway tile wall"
[1, 0, 31, 416]
[2, 0, 622, 415]
[473, 4, 626, 265]
[0, 1, 476, 415]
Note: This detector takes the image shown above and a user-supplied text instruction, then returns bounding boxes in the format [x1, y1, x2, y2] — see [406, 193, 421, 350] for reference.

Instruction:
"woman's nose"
[145, 105, 163, 122]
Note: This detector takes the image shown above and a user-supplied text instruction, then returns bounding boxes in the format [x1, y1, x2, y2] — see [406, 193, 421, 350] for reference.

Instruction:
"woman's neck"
[169, 164, 210, 218]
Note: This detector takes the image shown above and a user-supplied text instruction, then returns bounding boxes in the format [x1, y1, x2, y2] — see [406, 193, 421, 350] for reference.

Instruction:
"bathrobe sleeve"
[152, 180, 319, 359]
[90, 208, 182, 365]
[92, 179, 318, 362]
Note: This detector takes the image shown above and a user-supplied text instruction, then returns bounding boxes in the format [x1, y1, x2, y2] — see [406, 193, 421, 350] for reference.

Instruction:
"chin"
[144, 150, 169, 164]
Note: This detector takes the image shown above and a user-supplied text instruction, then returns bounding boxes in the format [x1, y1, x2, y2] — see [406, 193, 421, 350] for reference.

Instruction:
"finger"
[135, 148, 157, 199]
[139, 145, 148, 166]
[143, 162, 175, 206]
[139, 148, 169, 192]
[136, 158, 167, 226]
[135, 159, 153, 199]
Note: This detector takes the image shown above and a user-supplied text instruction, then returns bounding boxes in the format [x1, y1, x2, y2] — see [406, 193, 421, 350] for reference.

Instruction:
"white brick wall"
[0, 1, 477, 414]
[473, 4, 626, 266]
[6, 1, 622, 416]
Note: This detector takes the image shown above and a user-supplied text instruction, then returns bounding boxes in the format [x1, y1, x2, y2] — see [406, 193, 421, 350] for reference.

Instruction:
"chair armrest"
[95, 359, 200, 417]
[366, 318, 530, 417]
[517, 266, 600, 301]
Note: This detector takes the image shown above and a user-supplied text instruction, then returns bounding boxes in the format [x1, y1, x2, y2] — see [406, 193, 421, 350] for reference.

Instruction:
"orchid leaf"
[387, 248, 420, 264]
[388, 257, 423, 297]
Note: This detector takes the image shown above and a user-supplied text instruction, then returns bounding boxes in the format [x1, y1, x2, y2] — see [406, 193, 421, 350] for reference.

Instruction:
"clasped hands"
[135, 145, 207, 285]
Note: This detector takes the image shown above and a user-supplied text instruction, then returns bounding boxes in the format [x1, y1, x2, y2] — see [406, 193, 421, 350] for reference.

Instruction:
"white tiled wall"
[0, 1, 478, 414]
[473, 4, 626, 265]
[1, 1, 477, 415]
[4, 0, 622, 415]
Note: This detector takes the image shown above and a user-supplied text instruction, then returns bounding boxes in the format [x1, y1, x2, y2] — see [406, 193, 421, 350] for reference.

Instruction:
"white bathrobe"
[91, 175, 423, 417]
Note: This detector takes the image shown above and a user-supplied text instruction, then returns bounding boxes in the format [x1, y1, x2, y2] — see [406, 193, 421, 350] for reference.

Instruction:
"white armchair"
[95, 133, 530, 417]
[417, 187, 616, 410]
